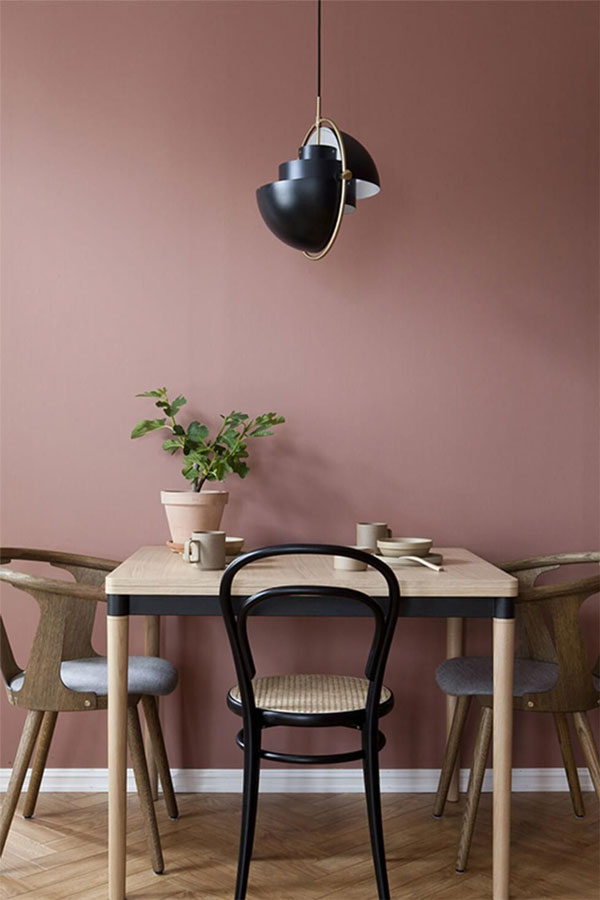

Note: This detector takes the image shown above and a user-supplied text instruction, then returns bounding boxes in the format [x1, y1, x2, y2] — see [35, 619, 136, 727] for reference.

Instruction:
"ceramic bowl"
[226, 536, 245, 556]
[333, 546, 372, 571]
[376, 537, 433, 558]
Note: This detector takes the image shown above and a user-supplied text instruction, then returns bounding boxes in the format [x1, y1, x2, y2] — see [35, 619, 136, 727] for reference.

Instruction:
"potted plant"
[132, 388, 285, 543]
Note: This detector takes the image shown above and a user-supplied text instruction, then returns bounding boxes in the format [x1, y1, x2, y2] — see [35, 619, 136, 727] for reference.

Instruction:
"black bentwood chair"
[219, 544, 401, 900]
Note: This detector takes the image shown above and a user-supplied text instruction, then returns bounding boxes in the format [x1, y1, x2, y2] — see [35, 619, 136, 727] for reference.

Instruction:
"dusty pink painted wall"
[1, 1, 598, 770]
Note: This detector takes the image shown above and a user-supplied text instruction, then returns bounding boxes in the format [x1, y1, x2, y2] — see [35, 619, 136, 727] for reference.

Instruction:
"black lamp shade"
[339, 131, 380, 199]
[256, 130, 379, 252]
[257, 175, 341, 254]
[307, 128, 380, 198]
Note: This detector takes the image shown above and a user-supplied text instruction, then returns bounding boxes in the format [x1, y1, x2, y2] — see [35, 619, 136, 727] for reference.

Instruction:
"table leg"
[446, 617, 465, 802]
[144, 615, 160, 801]
[492, 616, 515, 900]
[108, 610, 129, 900]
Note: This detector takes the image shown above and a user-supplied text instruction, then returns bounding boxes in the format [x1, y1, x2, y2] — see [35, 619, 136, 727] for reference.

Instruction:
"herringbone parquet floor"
[0, 792, 597, 899]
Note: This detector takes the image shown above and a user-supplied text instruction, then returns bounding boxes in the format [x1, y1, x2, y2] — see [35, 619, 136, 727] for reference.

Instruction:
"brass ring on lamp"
[300, 116, 352, 261]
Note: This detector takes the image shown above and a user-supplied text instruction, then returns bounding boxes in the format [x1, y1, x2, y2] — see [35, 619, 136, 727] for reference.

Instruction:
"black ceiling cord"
[317, 0, 322, 102]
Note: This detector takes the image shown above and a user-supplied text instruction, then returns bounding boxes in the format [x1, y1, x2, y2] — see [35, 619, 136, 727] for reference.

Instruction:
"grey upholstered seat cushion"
[10, 656, 178, 697]
[593, 674, 600, 692]
[435, 656, 558, 697]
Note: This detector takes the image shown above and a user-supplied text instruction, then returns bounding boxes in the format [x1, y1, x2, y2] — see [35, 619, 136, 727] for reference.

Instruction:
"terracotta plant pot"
[160, 490, 229, 544]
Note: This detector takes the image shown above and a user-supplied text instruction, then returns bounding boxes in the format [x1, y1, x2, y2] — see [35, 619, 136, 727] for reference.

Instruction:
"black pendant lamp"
[256, 0, 380, 260]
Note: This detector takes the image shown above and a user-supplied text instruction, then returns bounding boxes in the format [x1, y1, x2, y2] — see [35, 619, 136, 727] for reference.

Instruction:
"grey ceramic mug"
[356, 522, 392, 552]
[184, 530, 227, 570]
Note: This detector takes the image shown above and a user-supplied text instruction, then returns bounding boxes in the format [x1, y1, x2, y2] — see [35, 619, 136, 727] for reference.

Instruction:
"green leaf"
[162, 439, 182, 453]
[222, 411, 247, 428]
[130, 418, 166, 438]
[250, 427, 272, 437]
[221, 431, 238, 448]
[249, 413, 285, 436]
[135, 389, 166, 399]
[181, 461, 198, 480]
[185, 448, 208, 464]
[169, 395, 187, 415]
[187, 421, 210, 444]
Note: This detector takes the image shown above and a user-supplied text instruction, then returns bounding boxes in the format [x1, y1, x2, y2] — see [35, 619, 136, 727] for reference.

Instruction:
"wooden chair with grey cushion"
[0, 548, 179, 874]
[433, 551, 599, 873]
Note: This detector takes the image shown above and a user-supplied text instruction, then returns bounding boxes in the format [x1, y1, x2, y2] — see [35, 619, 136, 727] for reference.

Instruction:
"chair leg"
[235, 725, 261, 900]
[573, 711, 600, 801]
[456, 705, 493, 873]
[22, 711, 58, 819]
[141, 695, 179, 820]
[127, 705, 164, 875]
[434, 695, 471, 817]
[553, 712, 584, 817]
[0, 710, 44, 855]
[362, 725, 390, 900]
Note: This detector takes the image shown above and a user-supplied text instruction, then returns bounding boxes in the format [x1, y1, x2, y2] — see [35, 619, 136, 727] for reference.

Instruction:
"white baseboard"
[0, 767, 593, 794]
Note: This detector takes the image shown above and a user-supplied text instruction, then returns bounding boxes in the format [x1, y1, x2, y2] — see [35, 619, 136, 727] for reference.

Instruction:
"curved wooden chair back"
[0, 548, 120, 712]
[500, 552, 599, 712]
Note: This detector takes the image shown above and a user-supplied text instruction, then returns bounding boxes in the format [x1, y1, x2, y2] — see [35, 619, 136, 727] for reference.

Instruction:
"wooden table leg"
[446, 617, 465, 802]
[108, 610, 129, 900]
[144, 615, 160, 801]
[492, 616, 515, 900]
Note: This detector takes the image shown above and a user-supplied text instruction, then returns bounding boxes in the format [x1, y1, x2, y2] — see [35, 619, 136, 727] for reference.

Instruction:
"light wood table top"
[105, 546, 517, 598]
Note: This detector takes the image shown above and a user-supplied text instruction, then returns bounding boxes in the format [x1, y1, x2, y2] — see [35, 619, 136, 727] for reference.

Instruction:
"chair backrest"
[219, 544, 401, 727]
[500, 552, 599, 712]
[0, 548, 120, 711]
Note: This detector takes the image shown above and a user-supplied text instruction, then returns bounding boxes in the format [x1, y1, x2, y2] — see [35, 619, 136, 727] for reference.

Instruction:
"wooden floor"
[0, 792, 597, 899]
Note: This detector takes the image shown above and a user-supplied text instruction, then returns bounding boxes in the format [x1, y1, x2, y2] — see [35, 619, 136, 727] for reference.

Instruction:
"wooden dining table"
[105, 545, 518, 900]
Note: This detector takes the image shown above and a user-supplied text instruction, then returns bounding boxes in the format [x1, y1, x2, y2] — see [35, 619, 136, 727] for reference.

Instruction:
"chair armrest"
[517, 574, 600, 605]
[0, 547, 121, 571]
[500, 552, 599, 574]
[0, 567, 105, 603]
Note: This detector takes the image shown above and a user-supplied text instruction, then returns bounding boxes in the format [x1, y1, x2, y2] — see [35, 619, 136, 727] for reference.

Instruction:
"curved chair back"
[219, 544, 400, 729]
[0, 548, 120, 712]
[501, 552, 599, 712]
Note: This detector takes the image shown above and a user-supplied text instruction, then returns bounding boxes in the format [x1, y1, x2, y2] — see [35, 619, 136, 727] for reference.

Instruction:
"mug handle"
[183, 539, 200, 563]
[386, 526, 392, 538]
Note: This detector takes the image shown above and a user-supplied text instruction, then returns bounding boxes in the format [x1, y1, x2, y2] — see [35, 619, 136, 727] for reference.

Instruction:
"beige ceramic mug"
[356, 522, 392, 552]
[184, 531, 226, 570]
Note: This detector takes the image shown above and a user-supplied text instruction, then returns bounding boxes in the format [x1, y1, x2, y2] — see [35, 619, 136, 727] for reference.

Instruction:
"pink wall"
[1, 1, 598, 770]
